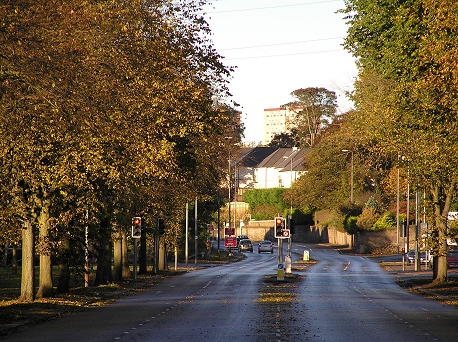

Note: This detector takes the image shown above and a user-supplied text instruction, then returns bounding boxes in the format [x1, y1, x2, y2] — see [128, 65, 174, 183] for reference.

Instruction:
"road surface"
[4, 243, 458, 341]
[291, 244, 458, 341]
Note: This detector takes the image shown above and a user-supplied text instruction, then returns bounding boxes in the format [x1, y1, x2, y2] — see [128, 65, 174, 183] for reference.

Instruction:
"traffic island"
[256, 271, 303, 340]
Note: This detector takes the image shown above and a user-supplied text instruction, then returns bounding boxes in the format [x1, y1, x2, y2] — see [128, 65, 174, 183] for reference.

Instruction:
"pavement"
[373, 258, 458, 282]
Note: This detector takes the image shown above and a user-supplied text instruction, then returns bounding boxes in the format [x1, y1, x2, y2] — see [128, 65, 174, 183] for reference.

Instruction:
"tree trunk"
[121, 229, 131, 278]
[113, 227, 122, 281]
[56, 236, 71, 293]
[431, 184, 452, 283]
[56, 263, 70, 294]
[94, 218, 112, 286]
[19, 219, 35, 303]
[36, 193, 53, 298]
[12, 245, 18, 274]
[158, 240, 167, 271]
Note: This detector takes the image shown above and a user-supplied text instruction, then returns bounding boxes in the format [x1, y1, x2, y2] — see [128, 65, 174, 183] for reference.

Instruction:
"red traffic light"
[276, 218, 283, 225]
[132, 216, 142, 238]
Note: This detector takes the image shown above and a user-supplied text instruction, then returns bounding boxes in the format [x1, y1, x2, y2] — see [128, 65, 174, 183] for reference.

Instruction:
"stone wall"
[210, 218, 414, 254]
[211, 220, 353, 247]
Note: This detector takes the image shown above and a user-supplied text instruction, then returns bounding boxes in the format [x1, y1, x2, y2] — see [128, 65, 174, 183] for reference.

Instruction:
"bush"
[244, 188, 287, 220]
[373, 212, 396, 230]
[357, 207, 379, 230]
[343, 215, 359, 234]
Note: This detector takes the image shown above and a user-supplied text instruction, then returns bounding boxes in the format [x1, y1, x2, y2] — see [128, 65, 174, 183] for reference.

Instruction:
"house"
[232, 147, 277, 200]
[254, 147, 310, 189]
[233, 147, 310, 194]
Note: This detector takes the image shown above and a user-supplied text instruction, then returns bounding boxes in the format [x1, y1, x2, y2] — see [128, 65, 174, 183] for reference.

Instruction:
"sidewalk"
[380, 261, 458, 281]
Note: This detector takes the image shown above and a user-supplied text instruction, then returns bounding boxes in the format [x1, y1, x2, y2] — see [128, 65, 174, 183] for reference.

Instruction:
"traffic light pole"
[133, 239, 138, 281]
[153, 231, 159, 274]
[288, 214, 292, 258]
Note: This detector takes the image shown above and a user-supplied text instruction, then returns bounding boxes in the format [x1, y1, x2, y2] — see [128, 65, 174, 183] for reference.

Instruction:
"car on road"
[236, 235, 249, 247]
[238, 239, 253, 252]
[258, 240, 274, 253]
[405, 250, 430, 265]
[447, 250, 458, 268]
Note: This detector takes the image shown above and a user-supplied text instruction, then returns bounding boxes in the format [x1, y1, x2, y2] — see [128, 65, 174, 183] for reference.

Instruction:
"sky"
[203, 0, 358, 144]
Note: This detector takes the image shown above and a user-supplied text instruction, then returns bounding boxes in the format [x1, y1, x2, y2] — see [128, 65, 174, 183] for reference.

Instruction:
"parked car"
[236, 235, 249, 247]
[238, 239, 253, 252]
[258, 240, 274, 253]
[405, 250, 430, 265]
[447, 250, 458, 268]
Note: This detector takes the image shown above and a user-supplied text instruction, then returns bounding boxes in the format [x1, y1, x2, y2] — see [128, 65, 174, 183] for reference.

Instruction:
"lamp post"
[228, 155, 231, 230]
[342, 149, 354, 203]
[225, 137, 232, 230]
[290, 153, 293, 214]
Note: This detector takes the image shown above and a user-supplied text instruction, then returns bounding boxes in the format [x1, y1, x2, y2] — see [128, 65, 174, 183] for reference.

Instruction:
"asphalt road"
[3, 248, 279, 342]
[291, 244, 458, 341]
[4, 243, 458, 342]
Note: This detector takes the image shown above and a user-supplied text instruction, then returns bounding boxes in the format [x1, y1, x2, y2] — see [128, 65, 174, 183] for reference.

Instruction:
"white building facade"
[263, 107, 301, 145]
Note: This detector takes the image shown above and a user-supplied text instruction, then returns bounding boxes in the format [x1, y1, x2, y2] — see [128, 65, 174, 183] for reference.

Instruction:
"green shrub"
[357, 207, 379, 230]
[244, 188, 287, 220]
[373, 212, 396, 230]
[343, 215, 359, 234]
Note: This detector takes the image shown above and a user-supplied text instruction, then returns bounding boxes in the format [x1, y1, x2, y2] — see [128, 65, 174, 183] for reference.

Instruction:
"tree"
[288, 114, 360, 210]
[268, 129, 299, 148]
[1, 0, 238, 297]
[342, 0, 458, 283]
[283, 87, 337, 147]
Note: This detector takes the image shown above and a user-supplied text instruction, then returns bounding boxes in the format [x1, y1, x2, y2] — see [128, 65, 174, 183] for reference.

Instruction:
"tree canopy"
[0, 0, 239, 301]
[342, 0, 458, 283]
[283, 87, 337, 148]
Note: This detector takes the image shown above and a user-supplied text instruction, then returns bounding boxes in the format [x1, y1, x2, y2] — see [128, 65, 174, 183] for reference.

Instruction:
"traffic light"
[157, 217, 165, 235]
[288, 215, 295, 235]
[275, 217, 284, 238]
[132, 217, 141, 238]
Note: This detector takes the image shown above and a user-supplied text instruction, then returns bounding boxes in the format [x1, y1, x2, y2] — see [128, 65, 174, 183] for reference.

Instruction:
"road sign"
[225, 236, 237, 248]
[225, 227, 235, 236]
[282, 229, 290, 238]
[277, 263, 284, 280]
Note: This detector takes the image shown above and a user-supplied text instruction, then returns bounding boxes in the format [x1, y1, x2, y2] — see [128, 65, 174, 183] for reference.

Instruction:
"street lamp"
[342, 149, 354, 203]
[225, 137, 232, 230]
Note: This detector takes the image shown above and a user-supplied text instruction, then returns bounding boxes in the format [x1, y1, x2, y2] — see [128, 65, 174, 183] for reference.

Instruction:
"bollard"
[285, 255, 291, 274]
[277, 263, 284, 280]
[303, 250, 309, 261]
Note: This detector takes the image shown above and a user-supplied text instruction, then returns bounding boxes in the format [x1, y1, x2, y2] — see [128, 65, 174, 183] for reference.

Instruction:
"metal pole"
[84, 209, 89, 287]
[185, 202, 188, 267]
[396, 164, 400, 251]
[228, 155, 231, 230]
[406, 169, 410, 261]
[350, 151, 354, 203]
[195, 197, 198, 265]
[133, 239, 137, 281]
[154, 232, 159, 274]
[289, 156, 293, 257]
[234, 164, 238, 235]
[415, 186, 420, 271]
[217, 190, 220, 258]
